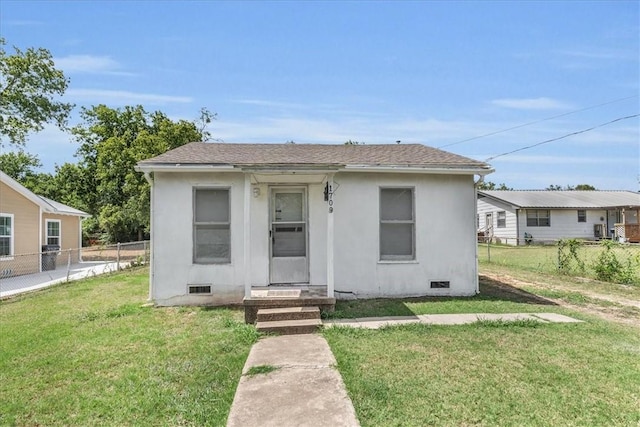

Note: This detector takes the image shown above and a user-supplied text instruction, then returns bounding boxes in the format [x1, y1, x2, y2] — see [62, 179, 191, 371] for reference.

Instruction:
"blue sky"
[2, 1, 639, 190]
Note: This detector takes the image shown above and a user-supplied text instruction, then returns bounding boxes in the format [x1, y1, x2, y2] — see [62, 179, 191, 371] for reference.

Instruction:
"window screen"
[194, 188, 230, 263]
[380, 188, 415, 260]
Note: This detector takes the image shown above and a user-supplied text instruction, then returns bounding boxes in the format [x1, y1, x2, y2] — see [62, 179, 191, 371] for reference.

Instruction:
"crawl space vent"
[188, 285, 212, 294]
[430, 281, 450, 289]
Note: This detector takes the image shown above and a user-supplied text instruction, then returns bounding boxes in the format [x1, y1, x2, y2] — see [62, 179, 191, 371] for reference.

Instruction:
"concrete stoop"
[256, 306, 322, 335]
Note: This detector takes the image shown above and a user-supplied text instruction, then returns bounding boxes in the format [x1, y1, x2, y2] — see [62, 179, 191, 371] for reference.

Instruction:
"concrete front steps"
[255, 306, 322, 335]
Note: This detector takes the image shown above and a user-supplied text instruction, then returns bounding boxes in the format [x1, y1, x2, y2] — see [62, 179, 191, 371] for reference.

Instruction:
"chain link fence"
[478, 239, 640, 285]
[0, 241, 150, 298]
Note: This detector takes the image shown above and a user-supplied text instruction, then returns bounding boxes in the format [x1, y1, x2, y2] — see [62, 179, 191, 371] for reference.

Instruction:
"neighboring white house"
[477, 190, 640, 245]
[136, 143, 493, 306]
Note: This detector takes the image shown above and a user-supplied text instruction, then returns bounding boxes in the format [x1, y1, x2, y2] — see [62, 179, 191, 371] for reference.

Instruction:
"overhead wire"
[484, 113, 640, 162]
[437, 94, 638, 149]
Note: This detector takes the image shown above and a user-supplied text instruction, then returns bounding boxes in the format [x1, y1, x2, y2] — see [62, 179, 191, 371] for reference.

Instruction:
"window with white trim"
[577, 210, 586, 223]
[0, 214, 14, 257]
[497, 211, 506, 228]
[380, 187, 415, 261]
[193, 188, 231, 264]
[526, 210, 550, 227]
[46, 219, 61, 246]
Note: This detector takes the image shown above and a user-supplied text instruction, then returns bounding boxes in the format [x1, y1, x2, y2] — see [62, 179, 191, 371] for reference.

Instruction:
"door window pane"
[274, 193, 303, 222]
[273, 224, 306, 257]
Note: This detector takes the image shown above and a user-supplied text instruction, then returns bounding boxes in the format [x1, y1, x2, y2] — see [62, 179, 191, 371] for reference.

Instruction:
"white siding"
[476, 197, 518, 245]
[518, 208, 608, 243]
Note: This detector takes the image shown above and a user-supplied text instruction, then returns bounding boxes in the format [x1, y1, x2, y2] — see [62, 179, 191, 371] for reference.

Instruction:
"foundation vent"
[430, 281, 450, 289]
[188, 284, 212, 294]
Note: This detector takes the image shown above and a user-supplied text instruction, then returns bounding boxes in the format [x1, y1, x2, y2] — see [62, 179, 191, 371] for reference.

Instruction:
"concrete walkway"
[227, 334, 360, 427]
[0, 261, 120, 298]
[227, 312, 583, 427]
[323, 312, 583, 329]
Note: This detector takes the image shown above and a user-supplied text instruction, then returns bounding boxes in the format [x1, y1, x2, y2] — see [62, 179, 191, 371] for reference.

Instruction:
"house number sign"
[325, 183, 334, 213]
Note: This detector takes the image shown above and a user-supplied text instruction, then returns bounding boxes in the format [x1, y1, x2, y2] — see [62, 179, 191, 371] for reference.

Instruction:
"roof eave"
[343, 165, 494, 175]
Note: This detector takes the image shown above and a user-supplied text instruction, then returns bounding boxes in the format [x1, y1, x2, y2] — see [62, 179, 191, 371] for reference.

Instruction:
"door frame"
[268, 185, 310, 284]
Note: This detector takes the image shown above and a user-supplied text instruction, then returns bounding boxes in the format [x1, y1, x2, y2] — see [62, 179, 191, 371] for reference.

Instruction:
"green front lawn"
[2, 266, 640, 426]
[0, 268, 257, 426]
[325, 319, 640, 427]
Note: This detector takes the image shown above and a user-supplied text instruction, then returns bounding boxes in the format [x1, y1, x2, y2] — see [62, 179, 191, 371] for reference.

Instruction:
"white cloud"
[491, 97, 572, 110]
[66, 89, 193, 105]
[53, 54, 135, 76]
[554, 48, 638, 62]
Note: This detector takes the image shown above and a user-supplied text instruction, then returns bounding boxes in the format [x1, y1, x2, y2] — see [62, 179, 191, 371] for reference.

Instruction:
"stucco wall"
[150, 171, 479, 305]
[333, 173, 478, 298]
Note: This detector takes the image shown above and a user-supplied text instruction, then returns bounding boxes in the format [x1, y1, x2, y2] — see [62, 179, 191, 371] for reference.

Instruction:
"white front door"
[270, 187, 309, 284]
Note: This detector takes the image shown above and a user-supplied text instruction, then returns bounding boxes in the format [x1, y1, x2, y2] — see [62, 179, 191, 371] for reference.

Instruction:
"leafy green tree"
[477, 181, 513, 190]
[0, 150, 42, 181]
[574, 184, 596, 190]
[71, 105, 207, 242]
[547, 184, 597, 191]
[0, 38, 73, 146]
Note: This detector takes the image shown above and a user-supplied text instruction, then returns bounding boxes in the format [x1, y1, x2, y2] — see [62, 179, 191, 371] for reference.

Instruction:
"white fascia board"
[342, 165, 494, 175]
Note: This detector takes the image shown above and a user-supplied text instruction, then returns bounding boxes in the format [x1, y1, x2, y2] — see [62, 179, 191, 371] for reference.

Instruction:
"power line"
[484, 113, 640, 162]
[437, 95, 639, 149]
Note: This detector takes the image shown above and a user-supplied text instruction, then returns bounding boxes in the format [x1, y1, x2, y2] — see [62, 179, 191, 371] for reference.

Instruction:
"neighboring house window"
[380, 187, 415, 260]
[46, 219, 61, 246]
[194, 188, 230, 264]
[577, 210, 586, 223]
[497, 211, 506, 228]
[0, 214, 13, 257]
[526, 210, 550, 227]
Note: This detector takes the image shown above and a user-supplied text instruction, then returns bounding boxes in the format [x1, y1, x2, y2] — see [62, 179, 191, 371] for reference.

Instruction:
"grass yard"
[324, 320, 640, 427]
[325, 271, 640, 426]
[477, 242, 640, 284]
[0, 268, 257, 426]
[2, 264, 640, 426]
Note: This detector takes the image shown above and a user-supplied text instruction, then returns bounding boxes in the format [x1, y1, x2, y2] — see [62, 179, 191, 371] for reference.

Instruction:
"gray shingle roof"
[138, 142, 491, 170]
[479, 190, 640, 209]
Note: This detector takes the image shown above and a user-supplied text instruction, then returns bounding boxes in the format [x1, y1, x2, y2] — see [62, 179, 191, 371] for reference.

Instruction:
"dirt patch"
[480, 272, 640, 328]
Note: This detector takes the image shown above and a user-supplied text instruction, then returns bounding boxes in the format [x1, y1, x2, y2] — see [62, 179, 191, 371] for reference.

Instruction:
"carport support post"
[243, 173, 252, 299]
[327, 173, 334, 298]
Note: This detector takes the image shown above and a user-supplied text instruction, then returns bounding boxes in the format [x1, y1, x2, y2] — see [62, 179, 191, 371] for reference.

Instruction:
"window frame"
[497, 211, 506, 228]
[45, 219, 61, 247]
[193, 187, 231, 264]
[577, 209, 587, 223]
[0, 213, 14, 259]
[526, 209, 551, 227]
[379, 187, 416, 261]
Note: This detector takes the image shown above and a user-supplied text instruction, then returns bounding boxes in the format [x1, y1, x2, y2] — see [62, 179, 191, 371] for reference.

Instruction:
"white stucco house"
[477, 190, 640, 245]
[136, 142, 493, 309]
